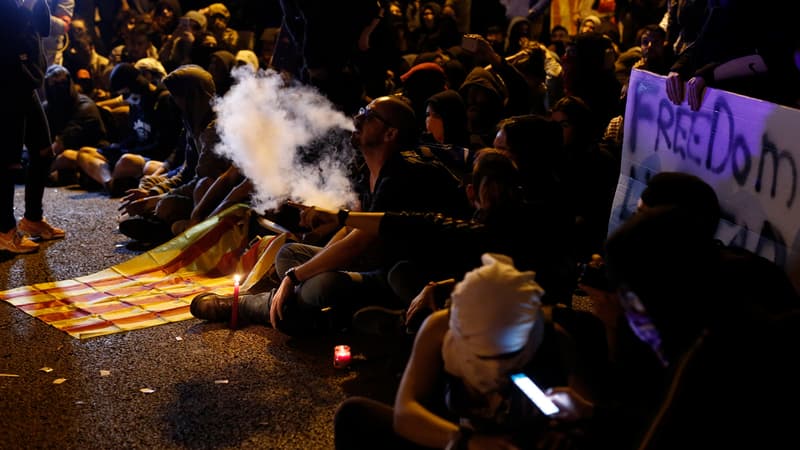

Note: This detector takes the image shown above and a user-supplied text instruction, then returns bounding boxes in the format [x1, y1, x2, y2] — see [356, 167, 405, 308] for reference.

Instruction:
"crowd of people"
[2, 0, 799, 448]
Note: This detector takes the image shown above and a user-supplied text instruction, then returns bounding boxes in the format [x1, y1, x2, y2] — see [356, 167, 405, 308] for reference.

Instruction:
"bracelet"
[337, 209, 350, 228]
[284, 267, 301, 284]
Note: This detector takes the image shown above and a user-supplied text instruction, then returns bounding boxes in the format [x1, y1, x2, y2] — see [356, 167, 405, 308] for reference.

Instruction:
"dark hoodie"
[44, 66, 108, 149]
[458, 67, 505, 149]
[208, 50, 235, 96]
[504, 16, 532, 56]
[413, 2, 460, 53]
[425, 89, 469, 148]
[154, 65, 229, 196]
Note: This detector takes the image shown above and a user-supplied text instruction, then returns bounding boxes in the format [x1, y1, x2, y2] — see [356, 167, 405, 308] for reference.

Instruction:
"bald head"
[370, 95, 418, 147]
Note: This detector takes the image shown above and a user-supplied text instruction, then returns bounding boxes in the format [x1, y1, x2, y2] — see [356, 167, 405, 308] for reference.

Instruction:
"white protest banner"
[610, 69, 800, 291]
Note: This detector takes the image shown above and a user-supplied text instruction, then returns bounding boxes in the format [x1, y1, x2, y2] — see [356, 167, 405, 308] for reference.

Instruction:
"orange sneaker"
[18, 217, 66, 240]
[0, 227, 39, 254]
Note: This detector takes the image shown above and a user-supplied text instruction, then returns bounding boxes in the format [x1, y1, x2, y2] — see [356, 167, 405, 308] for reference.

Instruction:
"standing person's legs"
[0, 91, 40, 253]
[17, 91, 65, 241]
[0, 92, 26, 233]
[23, 91, 53, 223]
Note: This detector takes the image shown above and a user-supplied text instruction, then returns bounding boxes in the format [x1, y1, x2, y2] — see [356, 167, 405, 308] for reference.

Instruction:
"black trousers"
[1, 89, 52, 231]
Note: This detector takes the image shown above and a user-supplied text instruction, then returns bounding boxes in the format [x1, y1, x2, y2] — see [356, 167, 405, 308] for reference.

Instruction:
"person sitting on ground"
[550, 96, 619, 261]
[134, 57, 168, 87]
[459, 34, 533, 150]
[75, 62, 181, 196]
[549, 204, 800, 449]
[61, 18, 113, 100]
[158, 10, 208, 73]
[190, 95, 466, 336]
[43, 65, 109, 186]
[109, 16, 160, 65]
[417, 89, 471, 179]
[334, 253, 597, 449]
[207, 50, 236, 96]
[294, 149, 577, 336]
[234, 50, 260, 73]
[200, 3, 239, 53]
[118, 65, 231, 244]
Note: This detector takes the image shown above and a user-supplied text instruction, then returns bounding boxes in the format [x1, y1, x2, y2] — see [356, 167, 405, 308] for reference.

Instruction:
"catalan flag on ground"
[0, 205, 286, 339]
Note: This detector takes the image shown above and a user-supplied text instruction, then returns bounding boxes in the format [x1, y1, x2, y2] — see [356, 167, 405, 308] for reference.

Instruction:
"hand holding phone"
[461, 35, 479, 52]
[510, 373, 560, 416]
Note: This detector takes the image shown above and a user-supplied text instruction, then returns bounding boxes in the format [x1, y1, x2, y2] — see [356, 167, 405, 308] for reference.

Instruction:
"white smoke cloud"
[213, 67, 357, 212]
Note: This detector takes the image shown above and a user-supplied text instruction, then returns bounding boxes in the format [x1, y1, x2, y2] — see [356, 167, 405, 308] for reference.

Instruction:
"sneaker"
[0, 227, 40, 254]
[18, 217, 65, 240]
[351, 306, 406, 337]
[190, 293, 234, 322]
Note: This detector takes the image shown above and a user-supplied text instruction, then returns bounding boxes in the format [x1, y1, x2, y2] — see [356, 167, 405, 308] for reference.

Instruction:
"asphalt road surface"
[1, 185, 405, 449]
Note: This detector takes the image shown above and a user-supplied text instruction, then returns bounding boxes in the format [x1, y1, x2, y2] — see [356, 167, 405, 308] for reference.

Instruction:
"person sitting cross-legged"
[190, 95, 467, 336]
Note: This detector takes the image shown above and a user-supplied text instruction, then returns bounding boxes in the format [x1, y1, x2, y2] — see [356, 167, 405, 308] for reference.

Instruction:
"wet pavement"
[1, 185, 404, 449]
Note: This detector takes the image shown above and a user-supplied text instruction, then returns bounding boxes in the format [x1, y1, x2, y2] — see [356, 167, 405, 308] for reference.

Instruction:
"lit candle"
[333, 345, 351, 369]
[230, 274, 240, 329]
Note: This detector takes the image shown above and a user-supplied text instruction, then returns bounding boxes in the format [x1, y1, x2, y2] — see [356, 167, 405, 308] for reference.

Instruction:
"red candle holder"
[230, 274, 240, 329]
[333, 345, 351, 369]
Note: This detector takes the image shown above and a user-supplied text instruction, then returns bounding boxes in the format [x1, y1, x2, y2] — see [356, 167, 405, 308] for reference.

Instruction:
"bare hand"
[120, 188, 149, 206]
[406, 282, 439, 326]
[463, 33, 501, 66]
[665, 71, 685, 106]
[121, 196, 159, 217]
[545, 387, 594, 422]
[287, 201, 339, 230]
[270, 275, 296, 328]
[686, 76, 706, 111]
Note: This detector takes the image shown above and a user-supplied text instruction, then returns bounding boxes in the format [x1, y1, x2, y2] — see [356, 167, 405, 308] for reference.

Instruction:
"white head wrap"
[442, 253, 545, 394]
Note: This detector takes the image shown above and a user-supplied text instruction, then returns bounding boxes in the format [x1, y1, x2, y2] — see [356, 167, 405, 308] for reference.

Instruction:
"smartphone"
[510, 373, 560, 416]
[461, 35, 479, 52]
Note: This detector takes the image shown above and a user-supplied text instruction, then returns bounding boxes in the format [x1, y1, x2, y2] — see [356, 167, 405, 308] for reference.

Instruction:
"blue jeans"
[274, 242, 397, 334]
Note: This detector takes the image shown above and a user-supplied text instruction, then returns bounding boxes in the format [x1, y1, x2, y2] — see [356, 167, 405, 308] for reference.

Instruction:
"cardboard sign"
[610, 69, 800, 291]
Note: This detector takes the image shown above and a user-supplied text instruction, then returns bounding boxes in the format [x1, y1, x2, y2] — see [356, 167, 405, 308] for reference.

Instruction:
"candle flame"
[233, 274, 240, 283]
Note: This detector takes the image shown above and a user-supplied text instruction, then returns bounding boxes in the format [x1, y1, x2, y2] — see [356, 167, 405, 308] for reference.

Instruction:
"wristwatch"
[284, 267, 301, 284]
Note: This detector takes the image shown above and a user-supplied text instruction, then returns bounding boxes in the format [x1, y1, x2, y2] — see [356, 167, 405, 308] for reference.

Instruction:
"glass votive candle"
[333, 345, 351, 369]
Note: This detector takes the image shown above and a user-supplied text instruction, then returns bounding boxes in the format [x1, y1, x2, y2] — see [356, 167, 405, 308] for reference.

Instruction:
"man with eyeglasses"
[191, 95, 467, 335]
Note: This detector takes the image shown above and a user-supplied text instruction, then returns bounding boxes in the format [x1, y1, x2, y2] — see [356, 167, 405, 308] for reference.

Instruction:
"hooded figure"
[459, 67, 506, 149]
[504, 16, 532, 56]
[44, 65, 108, 150]
[207, 50, 236, 96]
[412, 2, 460, 53]
[163, 65, 215, 139]
[424, 89, 469, 148]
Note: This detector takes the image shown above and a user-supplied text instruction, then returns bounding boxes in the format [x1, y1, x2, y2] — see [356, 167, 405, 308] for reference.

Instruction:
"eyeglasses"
[357, 107, 393, 127]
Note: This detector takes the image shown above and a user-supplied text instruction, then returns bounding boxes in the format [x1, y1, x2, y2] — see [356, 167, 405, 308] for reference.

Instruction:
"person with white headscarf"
[334, 254, 594, 449]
